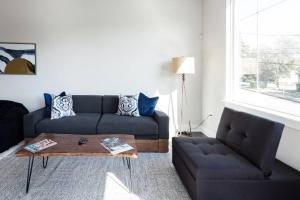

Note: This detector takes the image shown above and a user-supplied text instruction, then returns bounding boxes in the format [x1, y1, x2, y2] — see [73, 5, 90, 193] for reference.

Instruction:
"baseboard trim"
[0, 141, 25, 161]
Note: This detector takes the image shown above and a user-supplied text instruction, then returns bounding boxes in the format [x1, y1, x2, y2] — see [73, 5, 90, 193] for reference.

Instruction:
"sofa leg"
[158, 139, 169, 153]
[135, 139, 159, 152]
[135, 139, 168, 152]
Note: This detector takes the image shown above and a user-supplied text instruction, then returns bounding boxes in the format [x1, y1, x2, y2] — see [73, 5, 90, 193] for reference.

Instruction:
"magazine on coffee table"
[24, 139, 57, 153]
[100, 137, 134, 155]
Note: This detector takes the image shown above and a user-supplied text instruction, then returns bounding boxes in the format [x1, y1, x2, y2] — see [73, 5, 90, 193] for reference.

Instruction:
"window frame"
[226, 0, 300, 130]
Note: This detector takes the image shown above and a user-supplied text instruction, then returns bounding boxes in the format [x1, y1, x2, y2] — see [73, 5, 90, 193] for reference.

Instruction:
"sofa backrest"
[102, 95, 119, 114]
[72, 95, 102, 113]
[216, 107, 284, 177]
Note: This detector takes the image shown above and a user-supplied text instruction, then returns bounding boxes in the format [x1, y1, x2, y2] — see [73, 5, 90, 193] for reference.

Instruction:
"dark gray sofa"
[24, 95, 169, 152]
[173, 107, 300, 200]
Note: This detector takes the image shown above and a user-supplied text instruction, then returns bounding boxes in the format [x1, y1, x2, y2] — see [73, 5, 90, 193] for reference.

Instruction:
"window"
[228, 0, 300, 116]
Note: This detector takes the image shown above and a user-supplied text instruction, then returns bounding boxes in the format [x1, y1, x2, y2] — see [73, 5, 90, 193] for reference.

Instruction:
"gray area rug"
[0, 153, 190, 200]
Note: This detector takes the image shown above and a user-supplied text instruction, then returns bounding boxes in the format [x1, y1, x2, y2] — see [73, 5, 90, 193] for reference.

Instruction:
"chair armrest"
[153, 110, 169, 139]
[23, 108, 45, 138]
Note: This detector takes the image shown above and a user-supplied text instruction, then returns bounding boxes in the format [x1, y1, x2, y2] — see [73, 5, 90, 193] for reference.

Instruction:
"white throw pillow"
[51, 95, 76, 120]
[116, 95, 140, 117]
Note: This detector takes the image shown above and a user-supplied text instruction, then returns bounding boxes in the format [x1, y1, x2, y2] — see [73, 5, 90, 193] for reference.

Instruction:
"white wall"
[0, 0, 203, 136]
[202, 0, 300, 171]
[201, 0, 226, 136]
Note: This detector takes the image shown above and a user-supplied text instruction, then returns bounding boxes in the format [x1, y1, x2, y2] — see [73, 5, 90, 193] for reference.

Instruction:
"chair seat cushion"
[173, 137, 264, 180]
[97, 114, 158, 137]
[36, 113, 101, 134]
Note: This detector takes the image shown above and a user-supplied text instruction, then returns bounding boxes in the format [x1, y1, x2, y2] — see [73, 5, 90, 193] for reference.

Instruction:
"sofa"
[173, 107, 300, 200]
[24, 95, 169, 152]
[0, 100, 28, 153]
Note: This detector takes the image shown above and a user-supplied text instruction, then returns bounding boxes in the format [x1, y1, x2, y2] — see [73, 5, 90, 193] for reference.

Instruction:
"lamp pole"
[179, 73, 192, 135]
[172, 57, 195, 135]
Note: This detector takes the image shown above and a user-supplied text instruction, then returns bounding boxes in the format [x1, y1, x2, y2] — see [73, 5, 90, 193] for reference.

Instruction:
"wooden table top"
[16, 133, 138, 158]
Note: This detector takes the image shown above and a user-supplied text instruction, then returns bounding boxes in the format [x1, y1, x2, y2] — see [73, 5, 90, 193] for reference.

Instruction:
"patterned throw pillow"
[44, 91, 66, 117]
[116, 95, 140, 117]
[51, 95, 76, 120]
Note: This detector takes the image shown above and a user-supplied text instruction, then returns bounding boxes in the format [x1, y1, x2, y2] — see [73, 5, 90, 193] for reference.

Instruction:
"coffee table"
[16, 133, 138, 193]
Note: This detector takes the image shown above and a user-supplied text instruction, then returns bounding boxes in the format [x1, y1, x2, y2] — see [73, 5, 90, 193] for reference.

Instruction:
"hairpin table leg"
[122, 157, 125, 166]
[26, 155, 35, 193]
[125, 157, 132, 192]
[43, 156, 49, 169]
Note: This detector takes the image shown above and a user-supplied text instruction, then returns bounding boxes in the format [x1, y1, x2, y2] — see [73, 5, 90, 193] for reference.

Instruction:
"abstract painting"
[0, 42, 36, 75]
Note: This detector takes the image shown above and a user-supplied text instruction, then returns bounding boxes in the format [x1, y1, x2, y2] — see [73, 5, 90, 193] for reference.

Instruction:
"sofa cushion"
[36, 113, 101, 134]
[72, 95, 102, 113]
[173, 137, 264, 180]
[102, 95, 119, 114]
[97, 114, 158, 137]
[216, 107, 284, 176]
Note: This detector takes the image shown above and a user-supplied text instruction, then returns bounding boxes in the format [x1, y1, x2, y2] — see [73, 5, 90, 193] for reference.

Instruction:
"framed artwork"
[0, 42, 36, 75]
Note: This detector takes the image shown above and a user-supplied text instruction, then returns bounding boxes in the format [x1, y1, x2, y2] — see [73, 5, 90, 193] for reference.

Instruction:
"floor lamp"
[172, 57, 195, 135]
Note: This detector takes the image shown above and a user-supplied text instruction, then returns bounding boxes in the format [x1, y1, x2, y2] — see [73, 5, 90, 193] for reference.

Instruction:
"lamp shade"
[172, 57, 195, 74]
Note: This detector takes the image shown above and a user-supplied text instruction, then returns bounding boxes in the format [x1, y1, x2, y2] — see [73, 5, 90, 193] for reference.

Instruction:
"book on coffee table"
[24, 139, 57, 153]
[100, 137, 134, 155]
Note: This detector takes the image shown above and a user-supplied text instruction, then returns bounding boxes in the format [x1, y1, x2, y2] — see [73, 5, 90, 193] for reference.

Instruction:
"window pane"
[240, 15, 258, 90]
[238, 0, 257, 20]
[238, 0, 300, 102]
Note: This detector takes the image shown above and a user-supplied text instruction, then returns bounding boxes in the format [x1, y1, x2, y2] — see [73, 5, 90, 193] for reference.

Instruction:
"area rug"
[0, 153, 190, 200]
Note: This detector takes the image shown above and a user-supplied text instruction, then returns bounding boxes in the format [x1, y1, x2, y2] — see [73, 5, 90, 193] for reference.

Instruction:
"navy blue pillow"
[44, 91, 66, 117]
[138, 93, 159, 116]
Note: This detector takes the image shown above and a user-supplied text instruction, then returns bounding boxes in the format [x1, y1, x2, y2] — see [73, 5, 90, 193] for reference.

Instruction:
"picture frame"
[0, 42, 36, 75]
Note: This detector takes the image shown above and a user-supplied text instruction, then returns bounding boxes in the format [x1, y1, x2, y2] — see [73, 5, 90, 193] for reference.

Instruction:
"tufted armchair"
[173, 107, 300, 200]
[0, 100, 28, 153]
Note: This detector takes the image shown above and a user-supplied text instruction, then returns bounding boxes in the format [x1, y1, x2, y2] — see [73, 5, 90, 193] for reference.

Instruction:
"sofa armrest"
[153, 110, 169, 139]
[23, 108, 45, 138]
